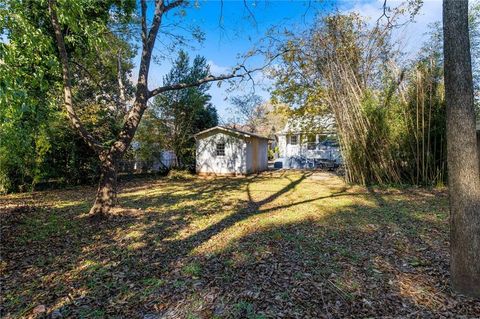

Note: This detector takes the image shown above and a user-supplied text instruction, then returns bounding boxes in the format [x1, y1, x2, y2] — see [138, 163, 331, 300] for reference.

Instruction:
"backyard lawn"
[1, 171, 479, 318]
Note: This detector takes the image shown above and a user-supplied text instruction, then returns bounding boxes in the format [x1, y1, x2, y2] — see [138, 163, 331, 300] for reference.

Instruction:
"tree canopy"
[135, 50, 219, 168]
[0, 0, 135, 192]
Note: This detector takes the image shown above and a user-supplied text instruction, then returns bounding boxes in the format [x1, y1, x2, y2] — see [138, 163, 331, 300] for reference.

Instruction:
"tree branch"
[141, 0, 147, 48]
[117, 51, 127, 113]
[48, 0, 104, 153]
[113, 0, 171, 154]
[146, 0, 164, 54]
[164, 0, 184, 12]
[149, 49, 289, 98]
[377, 0, 391, 26]
[149, 72, 242, 97]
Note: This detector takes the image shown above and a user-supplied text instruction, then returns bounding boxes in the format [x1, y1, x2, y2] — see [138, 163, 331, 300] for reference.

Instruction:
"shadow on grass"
[1, 172, 476, 318]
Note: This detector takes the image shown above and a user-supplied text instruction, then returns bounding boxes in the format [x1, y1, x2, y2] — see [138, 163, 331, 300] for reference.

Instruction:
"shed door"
[252, 138, 259, 173]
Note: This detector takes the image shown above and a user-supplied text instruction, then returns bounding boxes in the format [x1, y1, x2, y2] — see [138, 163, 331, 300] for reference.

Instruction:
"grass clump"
[167, 169, 195, 180]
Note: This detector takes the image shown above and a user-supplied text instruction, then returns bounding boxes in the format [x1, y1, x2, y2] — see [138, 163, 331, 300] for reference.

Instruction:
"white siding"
[279, 134, 302, 157]
[278, 135, 287, 157]
[196, 131, 247, 175]
[277, 134, 341, 162]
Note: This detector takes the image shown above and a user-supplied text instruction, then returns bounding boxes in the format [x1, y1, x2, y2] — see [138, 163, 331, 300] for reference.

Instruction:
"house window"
[307, 134, 316, 150]
[290, 135, 298, 145]
[216, 143, 225, 156]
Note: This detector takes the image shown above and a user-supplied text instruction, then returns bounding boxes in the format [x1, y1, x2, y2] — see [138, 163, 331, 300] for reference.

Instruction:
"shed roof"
[194, 126, 271, 140]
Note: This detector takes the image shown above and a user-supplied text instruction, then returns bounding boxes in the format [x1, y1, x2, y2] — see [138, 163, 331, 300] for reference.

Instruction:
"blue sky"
[139, 0, 443, 122]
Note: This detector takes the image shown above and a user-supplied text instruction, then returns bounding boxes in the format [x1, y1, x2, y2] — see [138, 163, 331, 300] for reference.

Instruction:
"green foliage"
[233, 300, 265, 319]
[182, 261, 202, 277]
[268, 146, 279, 160]
[271, 12, 450, 186]
[135, 50, 218, 168]
[0, 0, 61, 192]
[0, 0, 135, 192]
[395, 55, 447, 185]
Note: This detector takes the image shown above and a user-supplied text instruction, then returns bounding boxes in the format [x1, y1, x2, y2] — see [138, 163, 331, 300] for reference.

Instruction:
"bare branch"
[149, 72, 243, 98]
[219, 0, 224, 29]
[377, 0, 391, 27]
[164, 0, 184, 12]
[149, 49, 290, 98]
[243, 0, 257, 27]
[48, 0, 104, 153]
[376, 0, 422, 29]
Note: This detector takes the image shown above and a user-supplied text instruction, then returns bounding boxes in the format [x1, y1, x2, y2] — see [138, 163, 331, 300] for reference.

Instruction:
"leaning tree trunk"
[89, 152, 118, 215]
[443, 0, 480, 297]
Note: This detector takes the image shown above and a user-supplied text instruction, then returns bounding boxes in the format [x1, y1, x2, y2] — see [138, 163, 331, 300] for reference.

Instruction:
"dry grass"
[1, 171, 478, 318]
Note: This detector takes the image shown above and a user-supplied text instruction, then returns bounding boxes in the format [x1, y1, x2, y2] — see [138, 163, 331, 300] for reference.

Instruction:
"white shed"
[194, 126, 270, 176]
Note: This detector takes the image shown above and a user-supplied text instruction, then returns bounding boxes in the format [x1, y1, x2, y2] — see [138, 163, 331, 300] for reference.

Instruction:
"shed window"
[290, 135, 298, 145]
[216, 143, 225, 156]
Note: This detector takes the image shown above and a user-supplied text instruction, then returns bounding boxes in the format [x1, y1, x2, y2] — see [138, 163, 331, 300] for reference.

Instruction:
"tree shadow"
[1, 172, 477, 318]
[0, 172, 318, 317]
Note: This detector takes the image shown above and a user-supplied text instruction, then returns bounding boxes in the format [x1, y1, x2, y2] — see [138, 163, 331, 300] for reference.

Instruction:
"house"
[133, 150, 177, 171]
[275, 115, 342, 169]
[194, 126, 270, 176]
[121, 142, 177, 173]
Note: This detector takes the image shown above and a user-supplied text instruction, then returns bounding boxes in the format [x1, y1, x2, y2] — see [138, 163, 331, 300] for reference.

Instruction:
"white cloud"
[207, 60, 230, 74]
[346, 0, 442, 58]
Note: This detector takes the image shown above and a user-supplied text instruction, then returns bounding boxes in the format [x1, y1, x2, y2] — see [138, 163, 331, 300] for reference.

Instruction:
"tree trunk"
[443, 0, 480, 297]
[48, 0, 253, 217]
[89, 152, 117, 216]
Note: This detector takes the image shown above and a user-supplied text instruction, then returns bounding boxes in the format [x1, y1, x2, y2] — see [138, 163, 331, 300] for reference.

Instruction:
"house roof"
[194, 126, 271, 140]
[277, 115, 336, 135]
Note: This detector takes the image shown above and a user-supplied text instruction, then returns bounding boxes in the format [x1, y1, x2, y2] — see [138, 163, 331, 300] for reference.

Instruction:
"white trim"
[195, 126, 271, 140]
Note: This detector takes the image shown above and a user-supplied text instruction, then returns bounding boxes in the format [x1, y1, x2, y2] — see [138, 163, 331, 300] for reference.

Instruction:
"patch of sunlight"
[356, 223, 381, 234]
[409, 208, 448, 223]
[124, 230, 144, 240]
[0, 192, 33, 200]
[173, 210, 234, 242]
[76, 259, 101, 272]
[334, 274, 362, 295]
[52, 200, 85, 209]
[396, 272, 445, 309]
[0, 260, 6, 272]
[113, 225, 148, 243]
[349, 195, 378, 208]
[189, 219, 271, 255]
[119, 185, 185, 199]
[191, 192, 378, 256]
[127, 241, 147, 250]
[117, 290, 138, 303]
[247, 184, 290, 194]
